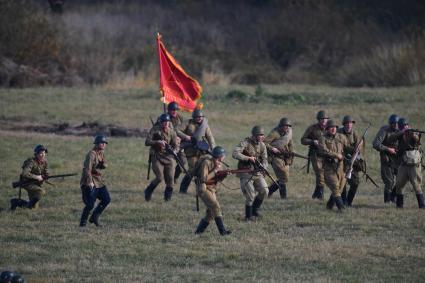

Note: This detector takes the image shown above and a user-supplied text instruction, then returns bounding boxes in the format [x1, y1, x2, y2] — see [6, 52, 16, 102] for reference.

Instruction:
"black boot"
[245, 205, 253, 221]
[215, 217, 231, 236]
[326, 196, 335, 210]
[334, 196, 345, 212]
[10, 198, 28, 211]
[174, 165, 182, 184]
[396, 194, 404, 208]
[416, 194, 425, 209]
[164, 186, 173, 201]
[390, 187, 397, 203]
[79, 208, 91, 227]
[341, 187, 347, 206]
[252, 197, 264, 217]
[144, 182, 158, 201]
[279, 183, 287, 199]
[179, 174, 192, 194]
[195, 219, 209, 234]
[384, 192, 390, 203]
[27, 197, 40, 209]
[268, 183, 279, 197]
[311, 186, 319, 199]
[89, 213, 101, 227]
[317, 186, 324, 200]
[346, 186, 358, 207]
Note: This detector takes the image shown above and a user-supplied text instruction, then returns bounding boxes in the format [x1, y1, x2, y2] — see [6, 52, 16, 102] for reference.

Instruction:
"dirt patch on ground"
[0, 118, 149, 138]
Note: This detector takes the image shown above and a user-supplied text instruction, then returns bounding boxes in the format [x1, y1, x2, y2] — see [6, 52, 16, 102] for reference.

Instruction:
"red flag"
[157, 33, 202, 111]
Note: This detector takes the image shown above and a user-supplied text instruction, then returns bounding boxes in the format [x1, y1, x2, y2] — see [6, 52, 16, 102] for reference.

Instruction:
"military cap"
[34, 144, 48, 154]
[251, 125, 265, 136]
[342, 115, 355, 124]
[388, 114, 399, 124]
[211, 146, 226, 158]
[93, 135, 108, 144]
[326, 120, 338, 129]
[192, 109, 204, 119]
[279, 117, 292, 127]
[316, 110, 329, 120]
[167, 102, 179, 111]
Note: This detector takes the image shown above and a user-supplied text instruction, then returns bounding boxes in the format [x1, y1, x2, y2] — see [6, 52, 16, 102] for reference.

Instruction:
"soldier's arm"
[260, 143, 268, 169]
[205, 126, 216, 149]
[232, 140, 250, 161]
[21, 159, 39, 180]
[372, 127, 391, 152]
[145, 127, 163, 147]
[288, 138, 294, 153]
[199, 160, 216, 184]
[82, 151, 95, 187]
[301, 126, 314, 146]
[264, 131, 278, 151]
[99, 151, 107, 169]
[318, 137, 339, 159]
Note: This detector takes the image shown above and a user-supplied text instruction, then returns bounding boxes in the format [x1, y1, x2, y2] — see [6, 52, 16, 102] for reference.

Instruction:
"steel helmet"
[388, 114, 399, 124]
[34, 144, 48, 154]
[211, 146, 226, 158]
[167, 102, 179, 111]
[93, 135, 108, 144]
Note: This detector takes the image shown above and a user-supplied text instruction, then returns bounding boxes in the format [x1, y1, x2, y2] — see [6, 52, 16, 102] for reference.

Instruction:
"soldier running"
[233, 126, 269, 221]
[301, 110, 328, 200]
[372, 114, 399, 203]
[264, 117, 294, 199]
[144, 113, 179, 201]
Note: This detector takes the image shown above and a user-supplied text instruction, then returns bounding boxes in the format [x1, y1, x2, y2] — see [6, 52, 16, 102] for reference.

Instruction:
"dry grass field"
[0, 85, 424, 282]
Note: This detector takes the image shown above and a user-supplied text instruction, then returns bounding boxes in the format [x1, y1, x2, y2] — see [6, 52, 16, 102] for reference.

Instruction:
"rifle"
[147, 116, 156, 180]
[346, 124, 370, 179]
[306, 146, 312, 173]
[407, 129, 425, 134]
[12, 173, 78, 189]
[204, 168, 255, 186]
[274, 150, 309, 160]
[254, 159, 280, 189]
[364, 171, 379, 189]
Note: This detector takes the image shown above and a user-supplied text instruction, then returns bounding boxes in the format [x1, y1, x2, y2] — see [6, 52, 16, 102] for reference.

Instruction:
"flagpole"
[157, 33, 166, 114]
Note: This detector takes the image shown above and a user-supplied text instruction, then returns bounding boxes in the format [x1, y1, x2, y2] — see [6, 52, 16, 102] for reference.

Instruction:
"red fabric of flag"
[157, 33, 202, 111]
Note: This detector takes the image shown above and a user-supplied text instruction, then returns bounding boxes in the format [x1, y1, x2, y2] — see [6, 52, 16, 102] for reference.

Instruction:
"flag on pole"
[157, 33, 202, 111]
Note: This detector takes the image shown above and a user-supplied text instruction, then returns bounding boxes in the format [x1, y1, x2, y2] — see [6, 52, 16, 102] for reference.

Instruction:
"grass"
[0, 84, 425, 282]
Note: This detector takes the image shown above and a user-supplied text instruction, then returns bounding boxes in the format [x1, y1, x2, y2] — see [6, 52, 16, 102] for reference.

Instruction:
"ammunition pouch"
[402, 149, 421, 165]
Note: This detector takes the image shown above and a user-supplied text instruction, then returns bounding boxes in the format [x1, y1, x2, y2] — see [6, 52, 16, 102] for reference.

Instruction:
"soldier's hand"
[184, 135, 191, 141]
[387, 147, 397, 155]
[313, 140, 319, 147]
[248, 156, 256, 163]
[35, 175, 44, 182]
[157, 140, 166, 148]
[272, 148, 280, 154]
[89, 183, 95, 190]
[337, 154, 344, 161]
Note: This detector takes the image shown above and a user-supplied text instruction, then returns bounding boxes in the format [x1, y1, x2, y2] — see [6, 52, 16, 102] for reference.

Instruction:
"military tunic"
[373, 125, 399, 194]
[319, 133, 349, 197]
[20, 157, 49, 207]
[169, 112, 188, 178]
[264, 127, 293, 184]
[232, 137, 269, 205]
[193, 156, 223, 221]
[301, 123, 326, 187]
[145, 124, 178, 187]
[80, 149, 107, 188]
[338, 128, 364, 189]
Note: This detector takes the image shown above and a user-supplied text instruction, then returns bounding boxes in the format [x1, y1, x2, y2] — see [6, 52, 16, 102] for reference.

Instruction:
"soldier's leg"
[346, 171, 360, 206]
[164, 160, 176, 201]
[408, 164, 424, 208]
[252, 177, 269, 217]
[312, 157, 325, 200]
[89, 186, 111, 227]
[80, 185, 97, 226]
[180, 156, 197, 193]
[279, 165, 289, 199]
[381, 161, 396, 202]
[174, 150, 187, 183]
[269, 159, 284, 198]
[26, 185, 45, 209]
[341, 185, 348, 206]
[394, 165, 408, 208]
[145, 159, 163, 201]
[240, 177, 255, 220]
[325, 169, 343, 211]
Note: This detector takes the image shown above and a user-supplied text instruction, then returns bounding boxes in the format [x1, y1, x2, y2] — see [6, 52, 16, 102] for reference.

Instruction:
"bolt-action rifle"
[346, 124, 370, 179]
[406, 128, 425, 134]
[12, 173, 77, 189]
[254, 159, 280, 189]
[204, 168, 255, 186]
[273, 150, 309, 160]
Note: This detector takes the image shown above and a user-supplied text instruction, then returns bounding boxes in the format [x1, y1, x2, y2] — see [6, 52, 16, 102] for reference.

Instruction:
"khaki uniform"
[264, 127, 293, 184]
[373, 125, 399, 195]
[80, 149, 107, 188]
[182, 119, 215, 170]
[193, 156, 222, 221]
[319, 133, 349, 197]
[20, 157, 49, 208]
[233, 137, 269, 205]
[169, 113, 187, 179]
[145, 124, 178, 187]
[389, 132, 423, 195]
[301, 123, 326, 188]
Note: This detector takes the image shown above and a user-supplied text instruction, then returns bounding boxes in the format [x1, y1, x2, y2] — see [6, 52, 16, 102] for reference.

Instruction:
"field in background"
[0, 84, 425, 282]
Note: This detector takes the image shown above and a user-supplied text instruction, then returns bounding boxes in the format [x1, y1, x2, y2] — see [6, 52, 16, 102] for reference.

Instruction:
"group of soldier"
[10, 102, 424, 236]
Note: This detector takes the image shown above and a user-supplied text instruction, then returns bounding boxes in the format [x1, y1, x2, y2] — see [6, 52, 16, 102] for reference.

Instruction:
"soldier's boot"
[416, 194, 425, 209]
[10, 198, 28, 211]
[384, 191, 390, 203]
[174, 165, 182, 184]
[396, 194, 404, 208]
[27, 197, 40, 209]
[341, 187, 347, 206]
[144, 182, 158, 202]
[326, 196, 335, 210]
[195, 218, 209, 234]
[279, 183, 287, 199]
[317, 186, 324, 200]
[252, 197, 264, 218]
[346, 186, 358, 207]
[334, 196, 345, 212]
[390, 187, 397, 203]
[164, 186, 173, 201]
[179, 174, 192, 194]
[215, 217, 231, 236]
[79, 209, 91, 227]
[89, 213, 101, 227]
[311, 186, 320, 199]
[268, 183, 279, 197]
[245, 205, 253, 221]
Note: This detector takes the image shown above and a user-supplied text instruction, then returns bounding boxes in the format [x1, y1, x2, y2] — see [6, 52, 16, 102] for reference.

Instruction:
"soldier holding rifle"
[301, 110, 329, 200]
[144, 113, 179, 201]
[372, 114, 399, 203]
[387, 118, 424, 208]
[193, 146, 231, 236]
[232, 126, 269, 221]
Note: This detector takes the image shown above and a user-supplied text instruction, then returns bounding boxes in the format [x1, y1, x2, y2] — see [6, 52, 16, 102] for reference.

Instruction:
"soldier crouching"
[319, 120, 349, 211]
[144, 113, 179, 201]
[233, 126, 269, 221]
[79, 135, 111, 227]
[194, 146, 231, 236]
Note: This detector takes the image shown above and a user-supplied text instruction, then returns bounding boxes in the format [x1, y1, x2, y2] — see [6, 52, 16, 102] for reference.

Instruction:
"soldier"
[10, 144, 49, 210]
[179, 109, 216, 193]
[319, 120, 350, 211]
[194, 146, 231, 236]
[144, 113, 179, 201]
[264, 117, 293, 199]
[372, 114, 399, 203]
[387, 118, 424, 208]
[167, 102, 188, 183]
[232, 126, 269, 221]
[338, 116, 365, 206]
[301, 110, 328, 200]
[79, 135, 111, 227]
